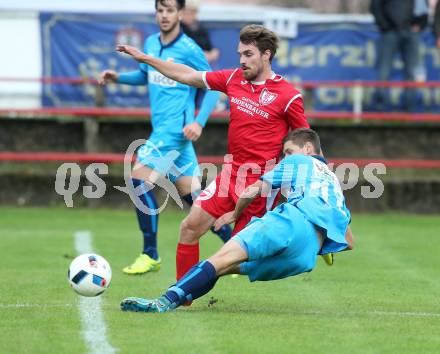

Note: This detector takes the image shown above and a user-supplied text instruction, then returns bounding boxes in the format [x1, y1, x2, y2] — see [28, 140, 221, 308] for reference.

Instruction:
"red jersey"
[203, 68, 309, 174]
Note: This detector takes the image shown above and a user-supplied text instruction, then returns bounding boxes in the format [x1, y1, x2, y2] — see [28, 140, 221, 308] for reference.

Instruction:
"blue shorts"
[136, 133, 200, 183]
[234, 204, 320, 282]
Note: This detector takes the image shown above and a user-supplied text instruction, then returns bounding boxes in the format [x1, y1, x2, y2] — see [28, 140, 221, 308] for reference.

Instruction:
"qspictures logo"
[54, 140, 386, 213]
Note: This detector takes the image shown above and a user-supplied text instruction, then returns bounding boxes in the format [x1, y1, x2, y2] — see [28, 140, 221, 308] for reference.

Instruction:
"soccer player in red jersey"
[117, 24, 310, 280]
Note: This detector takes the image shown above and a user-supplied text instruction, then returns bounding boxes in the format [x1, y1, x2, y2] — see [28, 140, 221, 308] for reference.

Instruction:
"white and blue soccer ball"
[68, 254, 112, 297]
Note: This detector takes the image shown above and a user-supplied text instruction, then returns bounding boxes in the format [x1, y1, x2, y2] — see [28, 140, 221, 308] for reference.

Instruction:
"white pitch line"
[1, 301, 440, 319]
[287, 310, 440, 318]
[0, 303, 74, 309]
[74, 231, 117, 354]
[369, 310, 440, 318]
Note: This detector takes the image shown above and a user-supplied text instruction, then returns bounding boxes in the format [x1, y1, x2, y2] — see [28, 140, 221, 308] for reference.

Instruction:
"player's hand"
[98, 70, 118, 85]
[183, 122, 203, 141]
[213, 211, 236, 231]
[116, 45, 146, 62]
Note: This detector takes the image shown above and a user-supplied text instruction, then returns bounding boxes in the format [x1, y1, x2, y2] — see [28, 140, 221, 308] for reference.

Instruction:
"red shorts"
[195, 169, 279, 235]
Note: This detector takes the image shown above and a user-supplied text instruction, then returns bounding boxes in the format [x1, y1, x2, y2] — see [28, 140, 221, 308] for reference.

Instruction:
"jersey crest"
[259, 88, 278, 106]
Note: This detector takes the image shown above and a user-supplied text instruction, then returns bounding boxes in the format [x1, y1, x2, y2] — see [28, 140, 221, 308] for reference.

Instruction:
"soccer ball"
[68, 254, 112, 297]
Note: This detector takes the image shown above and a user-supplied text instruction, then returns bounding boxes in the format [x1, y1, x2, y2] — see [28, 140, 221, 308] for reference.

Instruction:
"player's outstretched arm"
[98, 70, 118, 85]
[116, 45, 206, 89]
[183, 90, 220, 141]
[99, 69, 148, 86]
[214, 180, 272, 231]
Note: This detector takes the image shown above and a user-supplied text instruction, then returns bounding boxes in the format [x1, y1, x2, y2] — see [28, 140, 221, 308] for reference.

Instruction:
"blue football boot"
[120, 296, 176, 313]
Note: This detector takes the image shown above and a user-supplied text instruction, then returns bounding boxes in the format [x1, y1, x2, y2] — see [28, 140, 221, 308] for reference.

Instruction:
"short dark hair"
[283, 128, 321, 154]
[239, 25, 279, 61]
[155, 0, 185, 10]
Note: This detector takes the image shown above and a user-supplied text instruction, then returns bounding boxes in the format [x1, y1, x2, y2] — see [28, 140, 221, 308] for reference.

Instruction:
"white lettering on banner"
[148, 71, 177, 87]
[230, 96, 270, 119]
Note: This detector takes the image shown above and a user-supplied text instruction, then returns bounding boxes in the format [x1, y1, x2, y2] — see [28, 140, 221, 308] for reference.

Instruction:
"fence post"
[353, 80, 363, 123]
[84, 117, 99, 153]
[83, 116, 101, 208]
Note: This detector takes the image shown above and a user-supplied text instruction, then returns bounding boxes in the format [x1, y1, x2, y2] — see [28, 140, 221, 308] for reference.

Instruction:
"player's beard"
[243, 66, 260, 81]
[243, 70, 256, 81]
[160, 20, 179, 35]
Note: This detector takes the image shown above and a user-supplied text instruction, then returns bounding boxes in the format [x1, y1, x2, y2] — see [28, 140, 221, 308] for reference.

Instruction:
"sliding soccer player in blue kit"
[120, 128, 355, 312]
[99, 0, 231, 275]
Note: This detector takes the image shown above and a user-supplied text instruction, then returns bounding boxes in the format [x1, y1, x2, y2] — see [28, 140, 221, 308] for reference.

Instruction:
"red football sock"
[176, 242, 200, 280]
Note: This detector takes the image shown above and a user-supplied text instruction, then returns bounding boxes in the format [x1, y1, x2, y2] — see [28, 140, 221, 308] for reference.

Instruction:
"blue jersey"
[261, 154, 351, 254]
[117, 31, 218, 136]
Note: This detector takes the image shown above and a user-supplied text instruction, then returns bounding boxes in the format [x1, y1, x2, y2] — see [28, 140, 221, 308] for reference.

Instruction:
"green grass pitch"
[0, 207, 439, 354]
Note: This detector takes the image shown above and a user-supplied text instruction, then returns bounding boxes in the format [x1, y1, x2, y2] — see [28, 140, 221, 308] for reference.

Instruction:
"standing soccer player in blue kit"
[99, 0, 231, 275]
[120, 128, 355, 313]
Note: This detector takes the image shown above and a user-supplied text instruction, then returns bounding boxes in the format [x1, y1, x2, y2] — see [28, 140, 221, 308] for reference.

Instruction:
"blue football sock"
[132, 178, 159, 260]
[212, 224, 232, 243]
[164, 260, 218, 306]
[182, 193, 195, 206]
[182, 192, 232, 243]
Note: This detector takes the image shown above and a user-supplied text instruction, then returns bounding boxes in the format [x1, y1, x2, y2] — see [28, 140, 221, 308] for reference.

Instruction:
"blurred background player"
[120, 128, 354, 313]
[99, 0, 231, 275]
[370, 0, 428, 111]
[433, 0, 440, 49]
[116, 24, 310, 281]
[181, 0, 220, 63]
